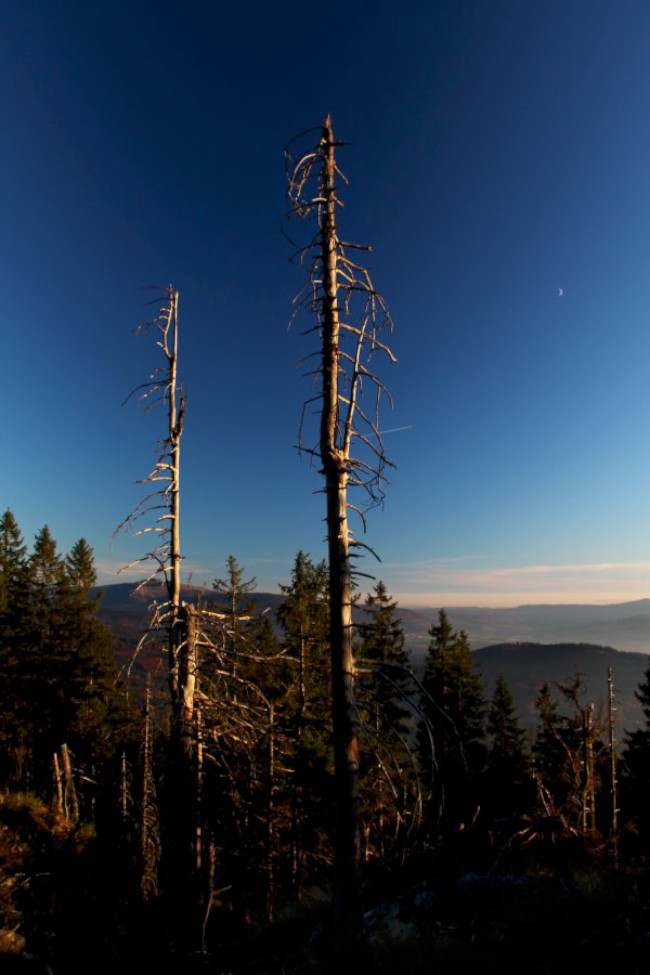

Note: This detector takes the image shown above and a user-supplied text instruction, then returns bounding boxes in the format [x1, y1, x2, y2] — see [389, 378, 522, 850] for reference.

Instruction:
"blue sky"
[3, 0, 650, 607]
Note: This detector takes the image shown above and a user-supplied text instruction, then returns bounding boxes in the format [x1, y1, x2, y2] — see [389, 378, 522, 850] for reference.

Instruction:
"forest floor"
[2, 792, 650, 974]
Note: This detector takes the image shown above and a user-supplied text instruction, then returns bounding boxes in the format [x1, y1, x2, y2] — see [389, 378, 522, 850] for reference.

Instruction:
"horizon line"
[93, 577, 650, 611]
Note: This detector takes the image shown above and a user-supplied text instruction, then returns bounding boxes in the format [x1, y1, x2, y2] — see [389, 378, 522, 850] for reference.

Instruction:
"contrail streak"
[378, 425, 414, 435]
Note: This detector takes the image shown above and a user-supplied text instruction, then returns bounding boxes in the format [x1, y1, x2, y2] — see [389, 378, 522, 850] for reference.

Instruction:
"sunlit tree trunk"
[319, 117, 362, 926]
[287, 115, 396, 937]
[117, 287, 197, 752]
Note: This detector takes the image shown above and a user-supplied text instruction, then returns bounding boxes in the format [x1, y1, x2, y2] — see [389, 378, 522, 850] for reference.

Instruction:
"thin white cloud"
[97, 555, 650, 608]
[483, 561, 650, 578]
[384, 558, 650, 606]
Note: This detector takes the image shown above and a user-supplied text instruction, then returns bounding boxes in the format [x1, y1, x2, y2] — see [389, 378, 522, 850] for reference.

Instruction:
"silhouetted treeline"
[3, 507, 650, 970]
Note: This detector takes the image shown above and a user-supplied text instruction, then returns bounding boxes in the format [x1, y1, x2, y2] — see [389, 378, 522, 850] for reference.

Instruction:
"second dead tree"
[117, 287, 202, 935]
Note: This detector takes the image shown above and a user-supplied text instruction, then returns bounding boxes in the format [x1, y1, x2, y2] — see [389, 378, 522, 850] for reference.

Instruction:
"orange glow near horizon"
[392, 590, 650, 609]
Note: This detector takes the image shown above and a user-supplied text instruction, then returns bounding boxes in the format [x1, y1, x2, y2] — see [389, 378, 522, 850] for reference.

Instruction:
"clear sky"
[3, 0, 650, 608]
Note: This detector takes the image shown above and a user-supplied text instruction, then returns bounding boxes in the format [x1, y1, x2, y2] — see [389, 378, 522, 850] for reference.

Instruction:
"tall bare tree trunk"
[318, 116, 362, 930]
[195, 703, 203, 876]
[162, 289, 194, 748]
[287, 114, 396, 939]
[608, 667, 619, 867]
[140, 682, 159, 901]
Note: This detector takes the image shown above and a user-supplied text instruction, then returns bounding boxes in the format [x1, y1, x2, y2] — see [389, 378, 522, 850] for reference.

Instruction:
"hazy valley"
[97, 582, 650, 732]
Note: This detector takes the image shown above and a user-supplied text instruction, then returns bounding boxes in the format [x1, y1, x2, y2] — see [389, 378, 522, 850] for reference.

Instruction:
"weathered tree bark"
[117, 286, 191, 741]
[160, 289, 196, 752]
[120, 750, 129, 822]
[287, 115, 396, 939]
[168, 288, 183, 712]
[581, 702, 596, 836]
[178, 603, 198, 763]
[319, 116, 362, 930]
[53, 751, 64, 817]
[140, 682, 159, 901]
[61, 743, 79, 824]
[608, 667, 619, 867]
[195, 703, 203, 875]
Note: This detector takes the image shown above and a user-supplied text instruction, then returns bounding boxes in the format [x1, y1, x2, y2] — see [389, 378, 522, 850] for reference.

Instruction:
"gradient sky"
[3, 0, 650, 607]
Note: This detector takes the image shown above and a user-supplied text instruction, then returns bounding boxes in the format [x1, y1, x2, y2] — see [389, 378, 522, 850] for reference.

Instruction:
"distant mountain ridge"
[396, 598, 650, 657]
[94, 583, 650, 732]
[94, 584, 650, 654]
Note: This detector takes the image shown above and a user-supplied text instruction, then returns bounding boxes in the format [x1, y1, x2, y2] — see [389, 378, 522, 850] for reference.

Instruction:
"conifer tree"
[212, 554, 257, 685]
[356, 581, 418, 861]
[0, 509, 32, 785]
[242, 611, 289, 919]
[533, 676, 605, 834]
[621, 660, 650, 845]
[277, 552, 330, 743]
[30, 525, 64, 613]
[420, 611, 486, 763]
[0, 509, 29, 619]
[277, 552, 331, 893]
[0, 518, 116, 796]
[484, 673, 531, 820]
[418, 609, 487, 835]
[357, 581, 410, 733]
[62, 539, 117, 763]
[27, 525, 68, 784]
[532, 681, 567, 815]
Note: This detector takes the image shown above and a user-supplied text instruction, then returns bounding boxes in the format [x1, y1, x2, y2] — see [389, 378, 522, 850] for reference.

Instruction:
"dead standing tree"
[286, 115, 396, 931]
[118, 302, 283, 927]
[117, 286, 197, 756]
[116, 286, 219, 945]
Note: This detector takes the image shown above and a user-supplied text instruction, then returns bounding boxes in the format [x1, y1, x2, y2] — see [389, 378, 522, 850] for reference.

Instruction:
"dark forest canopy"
[3, 512, 650, 969]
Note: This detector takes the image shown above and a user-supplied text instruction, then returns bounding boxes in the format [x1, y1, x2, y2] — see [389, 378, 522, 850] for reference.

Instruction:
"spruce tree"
[62, 539, 117, 763]
[357, 581, 411, 733]
[0, 510, 32, 785]
[244, 611, 292, 918]
[0, 521, 118, 796]
[418, 609, 487, 835]
[356, 581, 417, 861]
[0, 509, 29, 618]
[277, 552, 330, 738]
[484, 673, 531, 820]
[277, 552, 331, 893]
[533, 676, 605, 834]
[532, 681, 568, 815]
[621, 660, 650, 845]
[27, 525, 68, 785]
[212, 554, 257, 685]
[419, 611, 486, 765]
